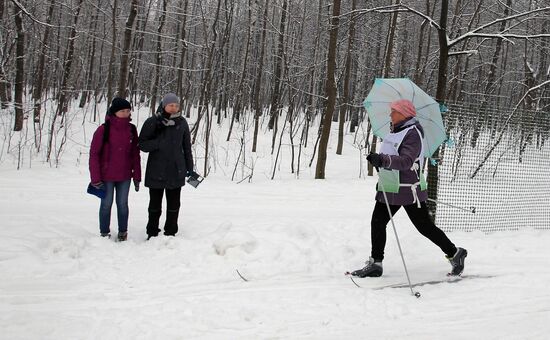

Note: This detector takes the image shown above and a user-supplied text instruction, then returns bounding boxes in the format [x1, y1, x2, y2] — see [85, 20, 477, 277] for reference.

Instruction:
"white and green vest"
[378, 125, 427, 206]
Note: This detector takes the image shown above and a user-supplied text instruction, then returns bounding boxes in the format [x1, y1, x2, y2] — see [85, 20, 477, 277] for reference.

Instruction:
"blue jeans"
[99, 180, 131, 234]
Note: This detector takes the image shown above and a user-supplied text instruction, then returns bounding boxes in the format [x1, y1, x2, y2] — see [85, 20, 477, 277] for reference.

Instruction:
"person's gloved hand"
[366, 153, 385, 169]
[91, 181, 104, 190]
[186, 170, 198, 178]
[133, 179, 140, 192]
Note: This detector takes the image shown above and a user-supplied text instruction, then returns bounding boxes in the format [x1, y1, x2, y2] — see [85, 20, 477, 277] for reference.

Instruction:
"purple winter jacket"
[89, 115, 141, 184]
[375, 117, 428, 206]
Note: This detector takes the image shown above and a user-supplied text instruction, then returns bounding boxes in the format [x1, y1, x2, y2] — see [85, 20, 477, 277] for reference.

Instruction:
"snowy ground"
[1, 106, 550, 339]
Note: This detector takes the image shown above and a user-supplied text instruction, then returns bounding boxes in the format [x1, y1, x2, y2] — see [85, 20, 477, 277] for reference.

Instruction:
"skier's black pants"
[147, 187, 181, 236]
[370, 201, 457, 261]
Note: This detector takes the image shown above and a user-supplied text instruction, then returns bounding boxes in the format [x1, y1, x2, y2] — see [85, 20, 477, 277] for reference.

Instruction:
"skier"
[351, 99, 467, 277]
[138, 93, 196, 239]
[89, 98, 141, 241]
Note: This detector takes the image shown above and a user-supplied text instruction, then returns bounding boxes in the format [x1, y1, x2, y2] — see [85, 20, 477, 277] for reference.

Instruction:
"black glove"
[133, 179, 140, 192]
[186, 170, 198, 178]
[367, 153, 385, 169]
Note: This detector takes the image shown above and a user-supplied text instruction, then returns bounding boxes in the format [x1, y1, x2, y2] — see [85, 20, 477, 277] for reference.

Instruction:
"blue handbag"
[87, 183, 106, 199]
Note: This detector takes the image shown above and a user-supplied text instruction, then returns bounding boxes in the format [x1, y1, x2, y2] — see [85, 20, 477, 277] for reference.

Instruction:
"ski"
[345, 272, 494, 290]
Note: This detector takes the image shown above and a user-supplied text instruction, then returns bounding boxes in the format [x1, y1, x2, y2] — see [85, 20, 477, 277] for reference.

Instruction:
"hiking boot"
[350, 257, 383, 278]
[117, 232, 128, 242]
[447, 247, 467, 276]
[100, 233, 111, 238]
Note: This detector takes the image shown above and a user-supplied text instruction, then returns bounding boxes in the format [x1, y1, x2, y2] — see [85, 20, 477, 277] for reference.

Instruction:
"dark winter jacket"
[375, 117, 428, 206]
[138, 110, 194, 189]
[89, 115, 141, 184]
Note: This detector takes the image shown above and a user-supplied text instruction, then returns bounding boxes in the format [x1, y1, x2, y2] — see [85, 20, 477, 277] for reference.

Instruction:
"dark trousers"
[147, 187, 181, 236]
[370, 201, 456, 261]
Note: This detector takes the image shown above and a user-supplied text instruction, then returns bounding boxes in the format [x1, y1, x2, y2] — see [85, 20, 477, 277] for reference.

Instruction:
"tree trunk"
[106, 0, 118, 105]
[252, 0, 269, 152]
[382, 3, 399, 79]
[267, 0, 288, 131]
[315, 0, 341, 179]
[215, 0, 233, 125]
[33, 0, 56, 122]
[176, 0, 190, 102]
[13, 2, 25, 132]
[336, 0, 356, 155]
[427, 0, 449, 219]
[46, 0, 84, 161]
[0, 0, 9, 108]
[368, 0, 400, 176]
[227, 0, 252, 142]
[117, 0, 138, 98]
[128, 0, 153, 103]
[150, 0, 167, 115]
[203, 0, 223, 176]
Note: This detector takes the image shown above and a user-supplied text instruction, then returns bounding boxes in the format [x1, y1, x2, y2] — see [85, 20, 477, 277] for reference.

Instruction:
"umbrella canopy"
[363, 78, 447, 158]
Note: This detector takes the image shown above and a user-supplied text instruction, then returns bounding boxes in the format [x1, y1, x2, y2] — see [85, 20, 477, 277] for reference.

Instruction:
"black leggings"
[370, 201, 456, 261]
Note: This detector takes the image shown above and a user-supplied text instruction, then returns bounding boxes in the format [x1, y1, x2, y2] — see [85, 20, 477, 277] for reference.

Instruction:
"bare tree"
[267, 0, 288, 133]
[175, 0, 190, 102]
[336, 0, 356, 155]
[252, 0, 269, 153]
[33, 0, 55, 124]
[46, 0, 84, 162]
[12, 0, 25, 131]
[227, 0, 252, 142]
[149, 0, 167, 115]
[0, 0, 10, 109]
[315, 0, 341, 179]
[117, 0, 138, 98]
[106, 0, 118, 106]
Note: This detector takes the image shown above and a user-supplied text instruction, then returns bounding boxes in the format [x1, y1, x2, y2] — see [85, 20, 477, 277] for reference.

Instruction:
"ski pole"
[427, 198, 476, 214]
[376, 168, 421, 298]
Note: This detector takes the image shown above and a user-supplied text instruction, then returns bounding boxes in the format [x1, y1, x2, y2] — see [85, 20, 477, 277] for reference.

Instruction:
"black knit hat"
[107, 98, 132, 115]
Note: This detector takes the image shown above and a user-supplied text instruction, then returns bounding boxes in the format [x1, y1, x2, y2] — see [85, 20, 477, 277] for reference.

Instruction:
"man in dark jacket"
[351, 99, 467, 278]
[139, 93, 195, 239]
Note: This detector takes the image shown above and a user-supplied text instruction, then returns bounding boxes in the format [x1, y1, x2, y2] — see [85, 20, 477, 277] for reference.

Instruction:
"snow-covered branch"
[448, 50, 479, 57]
[514, 79, 550, 111]
[10, 0, 70, 29]
[448, 6, 550, 47]
[339, 4, 402, 18]
[397, 4, 442, 31]
[450, 32, 550, 46]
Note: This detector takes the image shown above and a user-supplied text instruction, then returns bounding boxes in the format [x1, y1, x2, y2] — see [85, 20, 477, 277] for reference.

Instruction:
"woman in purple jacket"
[351, 99, 467, 278]
[89, 98, 141, 241]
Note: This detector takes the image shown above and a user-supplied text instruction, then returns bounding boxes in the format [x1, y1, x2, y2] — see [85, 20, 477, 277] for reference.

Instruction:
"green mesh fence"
[428, 101, 550, 232]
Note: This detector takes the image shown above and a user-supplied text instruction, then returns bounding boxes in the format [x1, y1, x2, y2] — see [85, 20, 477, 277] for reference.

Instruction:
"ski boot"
[100, 233, 111, 238]
[447, 247, 467, 276]
[350, 257, 383, 277]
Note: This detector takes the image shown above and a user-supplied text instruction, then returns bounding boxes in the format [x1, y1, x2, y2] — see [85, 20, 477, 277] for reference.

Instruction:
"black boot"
[164, 209, 179, 236]
[350, 257, 383, 278]
[146, 209, 162, 239]
[447, 247, 468, 276]
[117, 232, 128, 242]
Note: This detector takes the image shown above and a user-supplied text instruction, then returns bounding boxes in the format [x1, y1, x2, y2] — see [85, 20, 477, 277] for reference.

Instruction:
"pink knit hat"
[390, 99, 417, 118]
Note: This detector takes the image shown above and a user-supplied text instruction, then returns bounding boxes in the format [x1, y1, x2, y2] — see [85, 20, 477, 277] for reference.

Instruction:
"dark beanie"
[108, 98, 132, 115]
